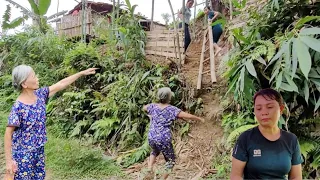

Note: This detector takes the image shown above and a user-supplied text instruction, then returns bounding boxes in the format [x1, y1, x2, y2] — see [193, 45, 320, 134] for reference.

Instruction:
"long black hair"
[205, 6, 211, 10]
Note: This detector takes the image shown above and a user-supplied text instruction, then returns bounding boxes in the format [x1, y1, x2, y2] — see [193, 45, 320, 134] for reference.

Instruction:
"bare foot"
[162, 173, 169, 179]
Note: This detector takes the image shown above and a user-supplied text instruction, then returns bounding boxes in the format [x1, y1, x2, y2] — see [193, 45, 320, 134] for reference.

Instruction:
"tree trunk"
[168, 0, 182, 71]
[33, 0, 39, 25]
[150, 0, 155, 31]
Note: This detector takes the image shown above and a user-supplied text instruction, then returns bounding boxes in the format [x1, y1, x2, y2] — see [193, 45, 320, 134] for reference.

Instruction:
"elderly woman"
[4, 65, 97, 180]
[204, 6, 223, 56]
[143, 87, 204, 179]
[178, 0, 194, 53]
[231, 88, 303, 180]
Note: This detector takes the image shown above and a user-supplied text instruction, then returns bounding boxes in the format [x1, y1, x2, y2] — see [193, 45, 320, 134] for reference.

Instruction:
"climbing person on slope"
[178, 0, 194, 54]
[204, 6, 223, 56]
[143, 87, 205, 179]
[4, 64, 97, 180]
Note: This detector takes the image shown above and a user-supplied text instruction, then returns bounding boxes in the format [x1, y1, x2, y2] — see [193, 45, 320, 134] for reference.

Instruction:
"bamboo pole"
[193, 0, 197, 39]
[182, 0, 185, 33]
[229, 0, 233, 20]
[116, 0, 120, 19]
[197, 29, 208, 89]
[168, 0, 182, 70]
[112, 0, 115, 27]
[57, 0, 59, 14]
[207, 24, 217, 83]
[151, 0, 155, 31]
[81, 0, 86, 43]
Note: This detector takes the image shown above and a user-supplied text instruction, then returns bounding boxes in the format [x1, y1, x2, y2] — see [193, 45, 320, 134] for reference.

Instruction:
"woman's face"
[21, 70, 39, 90]
[254, 95, 284, 128]
[204, 8, 209, 14]
[187, 1, 194, 8]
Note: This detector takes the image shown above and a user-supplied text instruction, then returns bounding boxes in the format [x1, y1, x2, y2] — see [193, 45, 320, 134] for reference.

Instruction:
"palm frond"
[227, 124, 258, 144]
[299, 136, 320, 169]
[5, 0, 37, 19]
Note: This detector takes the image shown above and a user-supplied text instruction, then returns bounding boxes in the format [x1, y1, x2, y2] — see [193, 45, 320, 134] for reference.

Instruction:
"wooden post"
[197, 29, 208, 89]
[151, 0, 155, 31]
[208, 24, 217, 83]
[182, 0, 185, 32]
[112, 0, 116, 27]
[56, 0, 59, 13]
[81, 0, 87, 43]
[204, 0, 209, 26]
[193, 0, 197, 39]
[168, 0, 182, 70]
[229, 0, 233, 20]
[116, 0, 120, 19]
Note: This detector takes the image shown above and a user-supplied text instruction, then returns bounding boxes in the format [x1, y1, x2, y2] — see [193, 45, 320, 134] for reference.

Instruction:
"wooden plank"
[149, 29, 183, 34]
[146, 46, 184, 53]
[146, 41, 184, 47]
[208, 25, 217, 83]
[197, 29, 208, 90]
[147, 37, 184, 42]
[146, 33, 183, 38]
[145, 50, 185, 59]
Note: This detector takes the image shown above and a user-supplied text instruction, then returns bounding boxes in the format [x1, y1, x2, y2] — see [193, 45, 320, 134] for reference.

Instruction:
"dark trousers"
[212, 24, 223, 43]
[179, 22, 191, 52]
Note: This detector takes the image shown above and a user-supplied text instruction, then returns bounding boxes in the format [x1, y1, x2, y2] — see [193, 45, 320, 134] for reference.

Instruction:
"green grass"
[0, 111, 125, 180]
[45, 135, 124, 180]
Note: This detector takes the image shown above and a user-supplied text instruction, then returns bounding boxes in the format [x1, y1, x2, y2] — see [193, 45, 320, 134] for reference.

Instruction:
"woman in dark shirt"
[231, 88, 303, 180]
[204, 6, 223, 56]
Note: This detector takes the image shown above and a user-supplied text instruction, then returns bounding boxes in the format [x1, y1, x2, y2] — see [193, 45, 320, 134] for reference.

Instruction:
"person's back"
[147, 103, 181, 142]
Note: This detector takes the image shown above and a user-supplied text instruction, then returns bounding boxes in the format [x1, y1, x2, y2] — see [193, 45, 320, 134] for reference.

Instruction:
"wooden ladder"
[197, 25, 217, 90]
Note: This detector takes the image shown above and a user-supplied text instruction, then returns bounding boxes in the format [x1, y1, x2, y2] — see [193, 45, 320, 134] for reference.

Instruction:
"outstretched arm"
[177, 111, 205, 122]
[49, 68, 98, 97]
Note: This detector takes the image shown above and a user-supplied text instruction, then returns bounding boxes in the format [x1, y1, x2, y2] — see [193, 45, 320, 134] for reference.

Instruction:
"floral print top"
[7, 87, 49, 153]
[147, 103, 181, 142]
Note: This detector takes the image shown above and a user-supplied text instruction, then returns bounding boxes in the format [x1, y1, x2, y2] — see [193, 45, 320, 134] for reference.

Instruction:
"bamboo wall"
[145, 29, 185, 61]
[56, 10, 93, 38]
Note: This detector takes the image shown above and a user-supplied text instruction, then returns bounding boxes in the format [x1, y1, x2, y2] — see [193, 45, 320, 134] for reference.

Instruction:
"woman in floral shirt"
[143, 87, 205, 179]
[4, 64, 97, 180]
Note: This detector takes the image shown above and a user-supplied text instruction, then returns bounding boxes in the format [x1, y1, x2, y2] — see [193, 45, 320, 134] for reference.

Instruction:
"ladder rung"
[204, 57, 210, 62]
[202, 70, 210, 75]
[205, 47, 210, 52]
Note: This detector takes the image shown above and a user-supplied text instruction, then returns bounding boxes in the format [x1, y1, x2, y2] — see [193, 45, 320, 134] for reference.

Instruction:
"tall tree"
[161, 13, 171, 26]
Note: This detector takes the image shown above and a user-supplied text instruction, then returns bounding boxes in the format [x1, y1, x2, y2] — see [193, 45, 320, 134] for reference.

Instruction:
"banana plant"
[2, 0, 67, 33]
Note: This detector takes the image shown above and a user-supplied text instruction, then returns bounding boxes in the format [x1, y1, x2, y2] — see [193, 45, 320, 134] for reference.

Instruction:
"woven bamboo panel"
[145, 31, 184, 60]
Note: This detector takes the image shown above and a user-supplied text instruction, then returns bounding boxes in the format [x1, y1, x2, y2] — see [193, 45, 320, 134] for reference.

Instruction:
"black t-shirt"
[232, 126, 303, 179]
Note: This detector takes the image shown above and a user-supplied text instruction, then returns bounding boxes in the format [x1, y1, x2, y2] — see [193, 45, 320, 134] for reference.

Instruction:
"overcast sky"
[0, 0, 206, 34]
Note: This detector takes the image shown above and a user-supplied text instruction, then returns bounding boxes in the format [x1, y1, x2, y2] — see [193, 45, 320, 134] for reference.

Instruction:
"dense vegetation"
[2, 0, 320, 179]
[0, 0, 201, 178]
